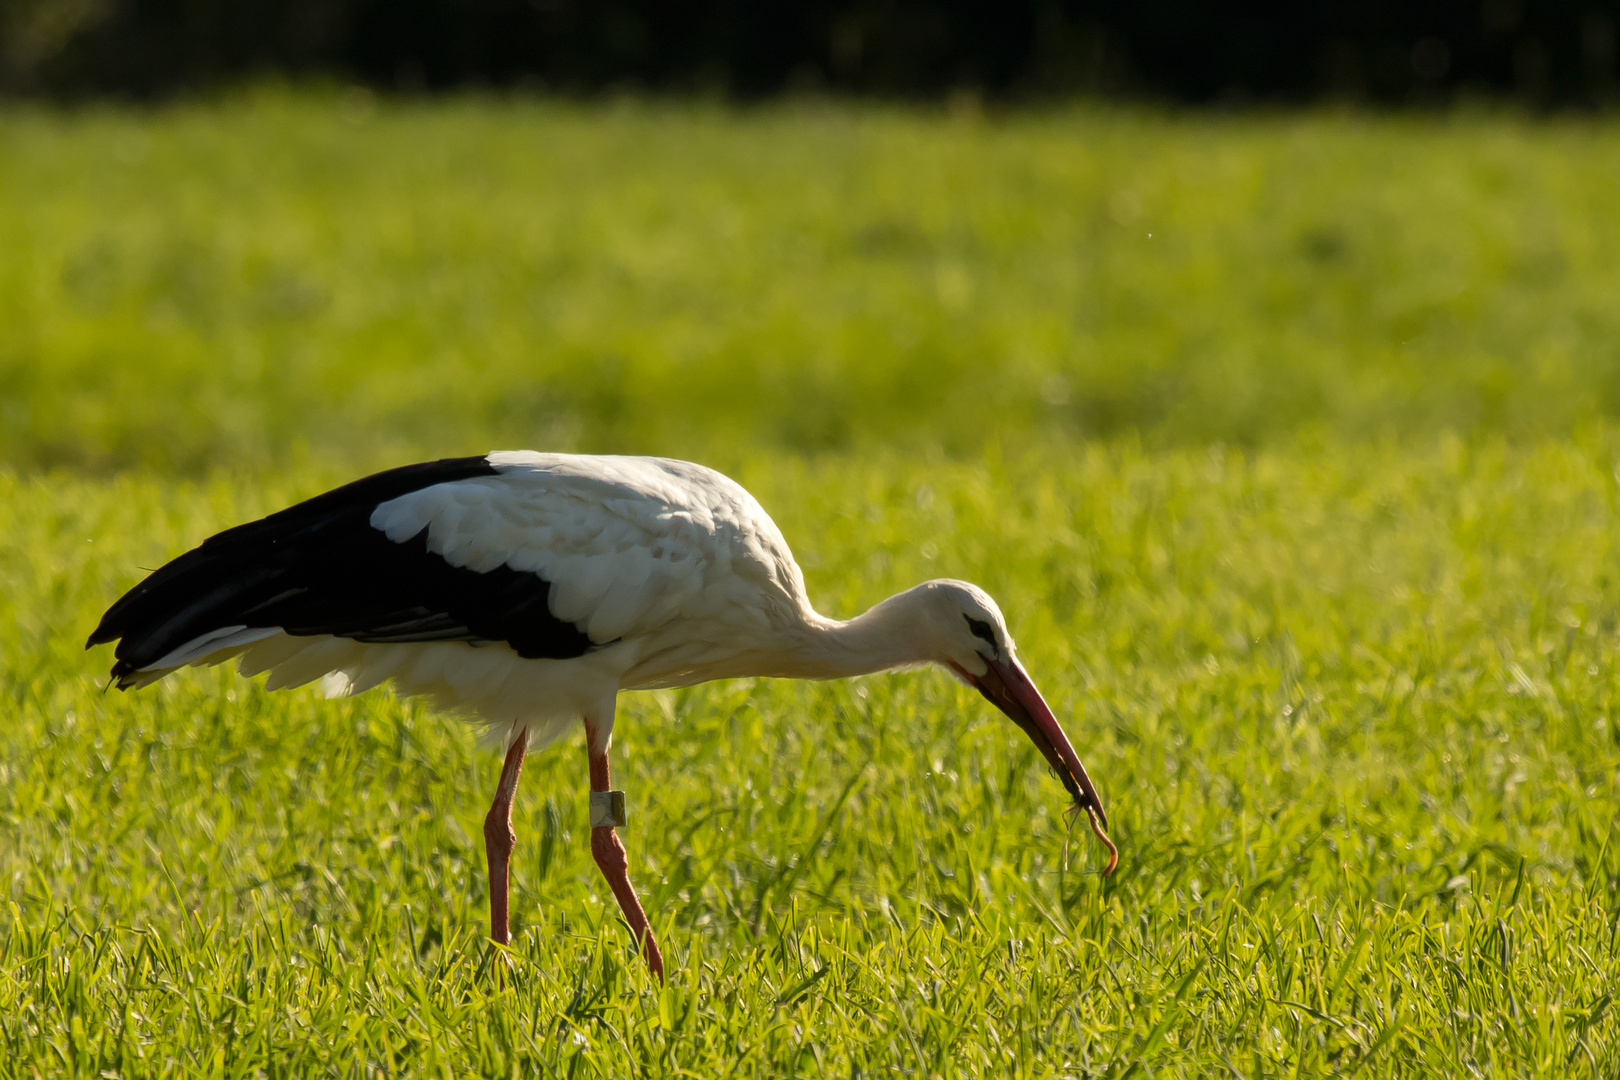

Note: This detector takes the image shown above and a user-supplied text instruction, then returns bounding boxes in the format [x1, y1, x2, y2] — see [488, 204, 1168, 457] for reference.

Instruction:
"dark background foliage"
[2, 0, 1617, 105]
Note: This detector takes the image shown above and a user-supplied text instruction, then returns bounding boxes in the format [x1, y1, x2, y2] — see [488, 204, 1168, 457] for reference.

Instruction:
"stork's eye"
[965, 616, 996, 647]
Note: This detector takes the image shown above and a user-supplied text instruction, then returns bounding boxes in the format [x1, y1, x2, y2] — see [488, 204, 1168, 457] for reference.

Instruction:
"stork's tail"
[87, 543, 288, 688]
[86, 456, 507, 689]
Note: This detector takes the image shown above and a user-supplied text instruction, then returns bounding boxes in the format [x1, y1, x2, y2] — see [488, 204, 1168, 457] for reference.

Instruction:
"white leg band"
[589, 790, 627, 829]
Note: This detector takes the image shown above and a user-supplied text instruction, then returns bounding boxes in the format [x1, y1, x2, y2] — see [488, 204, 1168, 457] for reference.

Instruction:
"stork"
[87, 452, 1115, 979]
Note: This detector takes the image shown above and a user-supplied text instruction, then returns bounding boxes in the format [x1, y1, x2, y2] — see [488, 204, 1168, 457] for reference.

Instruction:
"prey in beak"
[953, 654, 1118, 875]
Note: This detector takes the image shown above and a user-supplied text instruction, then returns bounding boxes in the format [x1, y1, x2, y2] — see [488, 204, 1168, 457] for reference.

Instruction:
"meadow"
[2, 93, 1619, 1077]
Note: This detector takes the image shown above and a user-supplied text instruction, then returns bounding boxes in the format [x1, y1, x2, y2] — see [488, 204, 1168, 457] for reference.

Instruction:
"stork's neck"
[770, 591, 935, 680]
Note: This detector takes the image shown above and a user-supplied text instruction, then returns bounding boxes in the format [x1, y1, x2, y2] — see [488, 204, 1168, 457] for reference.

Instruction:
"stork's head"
[912, 580, 1116, 870]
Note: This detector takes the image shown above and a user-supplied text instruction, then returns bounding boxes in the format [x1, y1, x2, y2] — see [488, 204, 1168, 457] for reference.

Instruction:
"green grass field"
[2, 94, 1619, 1076]
[5, 91, 1620, 472]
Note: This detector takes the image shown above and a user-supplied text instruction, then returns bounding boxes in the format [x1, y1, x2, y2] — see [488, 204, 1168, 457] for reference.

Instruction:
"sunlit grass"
[3, 438, 1618, 1076]
[4, 93, 1620, 1075]
[3, 93, 1620, 472]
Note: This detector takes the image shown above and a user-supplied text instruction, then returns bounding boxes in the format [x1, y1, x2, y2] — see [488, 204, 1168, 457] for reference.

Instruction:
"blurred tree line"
[1, 0, 1616, 105]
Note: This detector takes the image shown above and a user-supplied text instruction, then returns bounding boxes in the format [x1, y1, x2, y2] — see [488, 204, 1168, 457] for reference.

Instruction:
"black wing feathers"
[89, 455, 596, 682]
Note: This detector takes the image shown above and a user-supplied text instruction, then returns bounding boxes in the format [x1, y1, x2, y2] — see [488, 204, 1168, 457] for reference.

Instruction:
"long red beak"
[958, 655, 1118, 875]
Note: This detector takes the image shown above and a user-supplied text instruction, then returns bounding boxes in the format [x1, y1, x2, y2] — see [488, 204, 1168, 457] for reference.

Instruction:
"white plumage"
[89, 451, 1115, 980]
[163, 453, 815, 751]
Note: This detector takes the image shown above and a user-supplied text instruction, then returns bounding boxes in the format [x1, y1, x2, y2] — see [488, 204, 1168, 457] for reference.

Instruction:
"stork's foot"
[592, 825, 665, 980]
[583, 716, 664, 981]
[483, 729, 529, 966]
[487, 941, 516, 987]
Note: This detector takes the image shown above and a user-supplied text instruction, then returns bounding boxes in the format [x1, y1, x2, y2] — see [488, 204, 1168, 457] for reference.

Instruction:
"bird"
[87, 451, 1116, 979]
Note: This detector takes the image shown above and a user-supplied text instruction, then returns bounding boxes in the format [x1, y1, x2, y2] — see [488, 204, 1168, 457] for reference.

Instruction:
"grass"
[2, 93, 1619, 1076]
[3, 92, 1620, 472]
[5, 440, 1619, 1076]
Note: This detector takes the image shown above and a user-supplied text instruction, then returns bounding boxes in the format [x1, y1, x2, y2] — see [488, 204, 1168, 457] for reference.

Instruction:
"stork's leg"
[483, 728, 529, 947]
[585, 724, 665, 981]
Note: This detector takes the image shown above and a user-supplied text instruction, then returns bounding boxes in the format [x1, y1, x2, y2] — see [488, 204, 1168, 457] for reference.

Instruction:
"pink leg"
[483, 729, 529, 946]
[586, 727, 665, 981]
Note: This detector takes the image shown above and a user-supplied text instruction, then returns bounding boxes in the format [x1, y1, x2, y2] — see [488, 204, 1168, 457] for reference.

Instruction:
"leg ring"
[589, 789, 627, 829]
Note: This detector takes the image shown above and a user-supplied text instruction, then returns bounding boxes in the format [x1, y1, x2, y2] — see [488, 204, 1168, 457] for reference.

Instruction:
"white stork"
[88, 452, 1115, 979]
